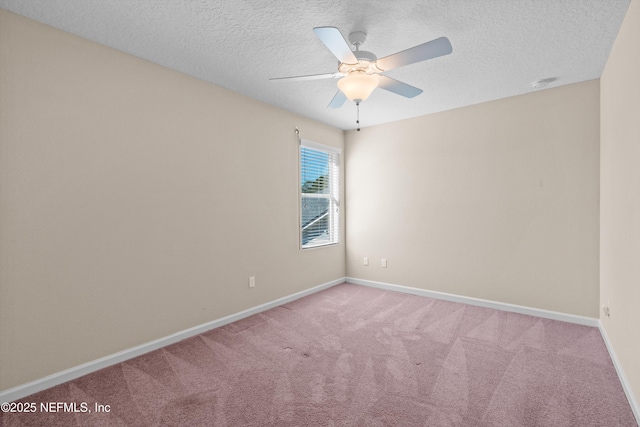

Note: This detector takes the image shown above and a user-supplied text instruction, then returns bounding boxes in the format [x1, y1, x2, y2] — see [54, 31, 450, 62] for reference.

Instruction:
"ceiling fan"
[271, 26, 453, 109]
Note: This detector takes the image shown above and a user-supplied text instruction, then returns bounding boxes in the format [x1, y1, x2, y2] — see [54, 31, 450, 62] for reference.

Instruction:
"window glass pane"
[301, 148, 330, 194]
[301, 195, 330, 246]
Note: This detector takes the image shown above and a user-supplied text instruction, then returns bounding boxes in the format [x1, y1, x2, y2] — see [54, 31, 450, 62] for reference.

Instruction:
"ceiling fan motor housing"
[339, 47, 381, 74]
[354, 50, 377, 62]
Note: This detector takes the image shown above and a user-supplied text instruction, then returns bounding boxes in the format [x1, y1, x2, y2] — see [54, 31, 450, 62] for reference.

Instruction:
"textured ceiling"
[0, 0, 631, 130]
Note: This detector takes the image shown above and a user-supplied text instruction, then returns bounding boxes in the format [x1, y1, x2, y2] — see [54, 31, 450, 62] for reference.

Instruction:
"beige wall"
[600, 0, 640, 409]
[0, 9, 345, 390]
[346, 80, 600, 317]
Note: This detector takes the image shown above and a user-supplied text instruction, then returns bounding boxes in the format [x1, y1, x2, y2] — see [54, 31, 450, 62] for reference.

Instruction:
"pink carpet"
[2, 283, 637, 426]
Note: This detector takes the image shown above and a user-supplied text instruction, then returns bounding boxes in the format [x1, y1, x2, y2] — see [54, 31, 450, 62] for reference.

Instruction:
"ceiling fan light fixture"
[337, 71, 379, 103]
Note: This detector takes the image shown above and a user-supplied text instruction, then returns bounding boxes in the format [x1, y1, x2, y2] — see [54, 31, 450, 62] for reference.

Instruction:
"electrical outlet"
[249, 276, 255, 288]
[381, 258, 387, 268]
[363, 257, 369, 266]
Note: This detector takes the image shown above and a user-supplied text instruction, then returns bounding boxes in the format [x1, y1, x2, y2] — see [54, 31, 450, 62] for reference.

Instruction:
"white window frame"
[299, 139, 341, 249]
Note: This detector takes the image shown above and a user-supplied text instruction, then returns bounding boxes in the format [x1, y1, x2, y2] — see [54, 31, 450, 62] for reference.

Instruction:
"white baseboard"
[5, 277, 625, 411]
[0, 277, 345, 403]
[345, 277, 600, 327]
[598, 321, 640, 425]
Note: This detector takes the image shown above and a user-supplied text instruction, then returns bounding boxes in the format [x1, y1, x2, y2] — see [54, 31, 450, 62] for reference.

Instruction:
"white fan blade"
[378, 75, 423, 98]
[376, 37, 452, 71]
[327, 90, 347, 109]
[313, 27, 358, 65]
[270, 72, 341, 82]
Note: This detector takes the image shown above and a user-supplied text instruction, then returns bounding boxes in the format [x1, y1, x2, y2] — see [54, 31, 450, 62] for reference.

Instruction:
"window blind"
[300, 140, 340, 248]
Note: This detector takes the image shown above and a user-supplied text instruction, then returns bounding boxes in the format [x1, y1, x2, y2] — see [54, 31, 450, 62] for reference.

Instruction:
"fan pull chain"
[356, 101, 361, 131]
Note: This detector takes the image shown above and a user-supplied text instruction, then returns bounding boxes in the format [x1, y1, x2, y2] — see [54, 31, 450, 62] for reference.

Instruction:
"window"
[300, 140, 340, 248]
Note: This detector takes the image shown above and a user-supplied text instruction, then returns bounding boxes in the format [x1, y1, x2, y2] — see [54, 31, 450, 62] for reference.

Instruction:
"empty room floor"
[2, 283, 636, 426]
